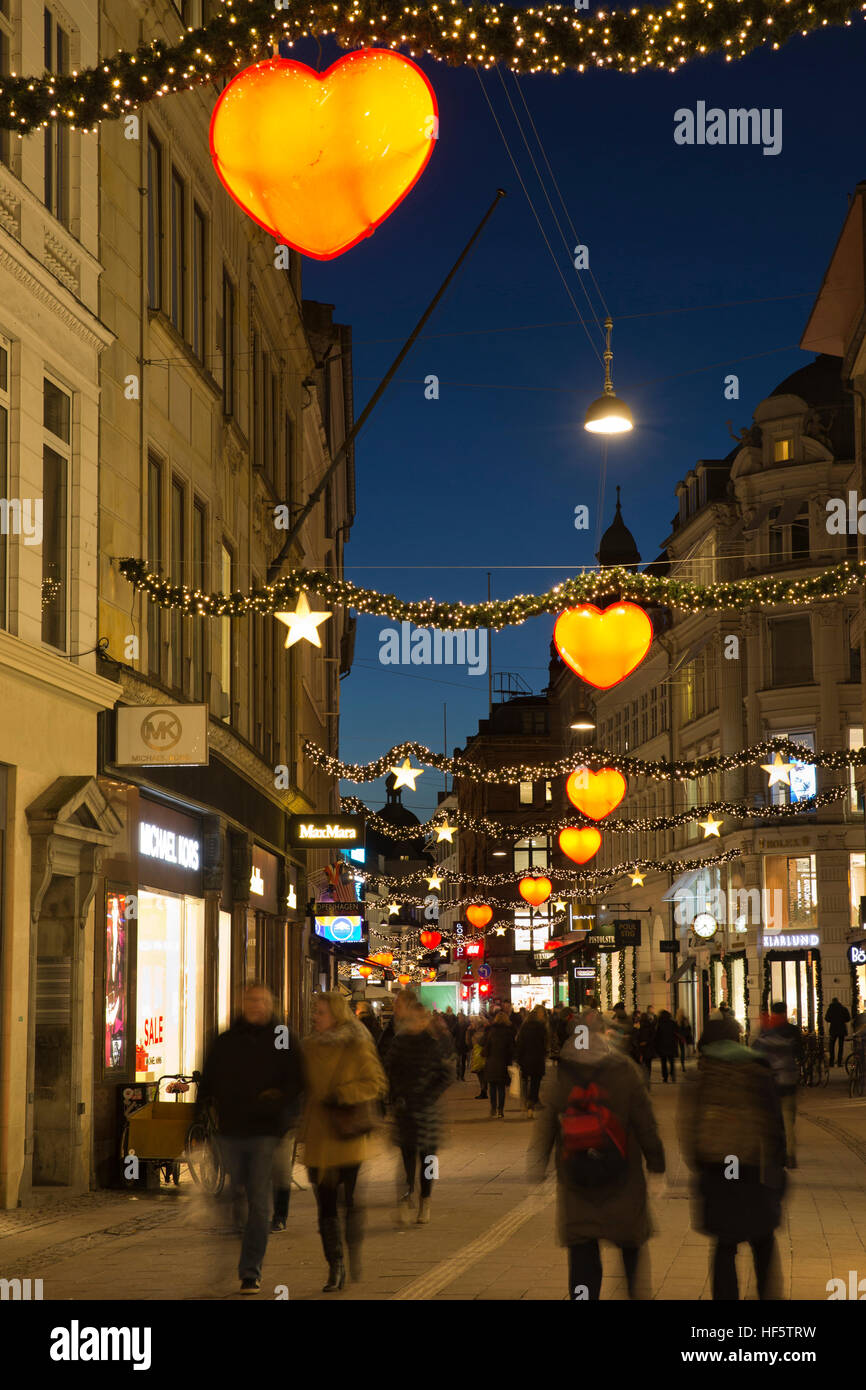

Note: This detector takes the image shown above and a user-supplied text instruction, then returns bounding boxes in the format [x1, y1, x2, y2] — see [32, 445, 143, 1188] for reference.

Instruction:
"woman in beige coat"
[302, 991, 387, 1291]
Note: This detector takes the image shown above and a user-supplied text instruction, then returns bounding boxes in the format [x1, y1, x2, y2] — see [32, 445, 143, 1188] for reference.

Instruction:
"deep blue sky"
[301, 19, 866, 822]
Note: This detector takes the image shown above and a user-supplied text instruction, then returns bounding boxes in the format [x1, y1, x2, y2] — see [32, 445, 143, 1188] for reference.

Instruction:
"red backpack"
[560, 1080, 628, 1188]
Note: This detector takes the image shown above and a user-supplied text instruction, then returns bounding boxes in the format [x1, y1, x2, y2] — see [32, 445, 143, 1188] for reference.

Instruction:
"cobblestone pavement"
[2, 1068, 865, 1302]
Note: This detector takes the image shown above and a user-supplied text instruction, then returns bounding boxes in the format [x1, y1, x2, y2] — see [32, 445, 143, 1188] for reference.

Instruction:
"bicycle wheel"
[186, 1122, 225, 1195]
[845, 1052, 856, 1078]
[818, 1053, 829, 1087]
[852, 1065, 866, 1099]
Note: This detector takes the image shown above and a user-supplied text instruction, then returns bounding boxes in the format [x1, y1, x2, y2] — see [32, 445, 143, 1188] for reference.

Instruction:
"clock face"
[693, 913, 718, 939]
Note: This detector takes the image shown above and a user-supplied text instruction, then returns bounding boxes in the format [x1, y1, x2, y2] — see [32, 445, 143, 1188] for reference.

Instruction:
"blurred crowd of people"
[195, 981, 866, 1301]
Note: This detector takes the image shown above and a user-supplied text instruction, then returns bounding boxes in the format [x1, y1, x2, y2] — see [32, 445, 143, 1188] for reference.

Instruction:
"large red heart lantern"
[558, 826, 602, 864]
[419, 930, 441, 949]
[518, 876, 552, 906]
[209, 52, 438, 261]
[553, 603, 653, 690]
[566, 767, 627, 820]
[466, 905, 493, 930]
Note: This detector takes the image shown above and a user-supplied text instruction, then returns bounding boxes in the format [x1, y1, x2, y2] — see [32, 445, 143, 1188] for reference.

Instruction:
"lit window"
[774, 438, 793, 462]
[518, 781, 533, 805]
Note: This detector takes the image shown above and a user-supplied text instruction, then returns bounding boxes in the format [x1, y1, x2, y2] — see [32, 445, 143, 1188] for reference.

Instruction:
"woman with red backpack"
[528, 1009, 666, 1300]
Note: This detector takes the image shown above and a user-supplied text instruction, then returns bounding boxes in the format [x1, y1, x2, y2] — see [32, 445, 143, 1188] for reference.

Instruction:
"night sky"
[300, 19, 866, 823]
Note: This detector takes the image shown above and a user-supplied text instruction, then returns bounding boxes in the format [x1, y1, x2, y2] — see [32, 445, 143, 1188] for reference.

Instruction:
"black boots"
[319, 1216, 345, 1293]
[345, 1206, 364, 1282]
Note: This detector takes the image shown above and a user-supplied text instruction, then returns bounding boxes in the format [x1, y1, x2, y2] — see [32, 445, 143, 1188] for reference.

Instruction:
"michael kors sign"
[287, 815, 365, 848]
[116, 704, 208, 766]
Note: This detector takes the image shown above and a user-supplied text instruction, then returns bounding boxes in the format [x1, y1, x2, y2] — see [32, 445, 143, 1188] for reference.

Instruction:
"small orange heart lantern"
[558, 826, 602, 864]
[398, 973, 412, 985]
[518, 876, 552, 906]
[209, 52, 438, 261]
[419, 930, 441, 949]
[553, 603, 653, 690]
[466, 905, 493, 930]
[358, 965, 373, 978]
[566, 767, 627, 820]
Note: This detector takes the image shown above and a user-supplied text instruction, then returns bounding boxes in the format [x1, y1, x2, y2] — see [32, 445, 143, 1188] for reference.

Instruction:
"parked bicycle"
[798, 1031, 829, 1088]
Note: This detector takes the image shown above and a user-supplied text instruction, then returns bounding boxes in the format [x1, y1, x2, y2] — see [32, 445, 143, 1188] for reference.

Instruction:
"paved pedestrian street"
[3, 1070, 866, 1304]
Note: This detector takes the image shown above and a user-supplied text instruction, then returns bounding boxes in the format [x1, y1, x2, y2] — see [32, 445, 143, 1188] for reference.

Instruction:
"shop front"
[760, 932, 822, 1031]
[850, 940, 866, 1020]
[709, 949, 749, 1036]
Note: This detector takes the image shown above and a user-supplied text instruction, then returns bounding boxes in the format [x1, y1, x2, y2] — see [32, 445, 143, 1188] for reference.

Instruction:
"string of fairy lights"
[119, 556, 866, 628]
[342, 785, 847, 842]
[307, 737, 857, 785]
[0, 0, 857, 134]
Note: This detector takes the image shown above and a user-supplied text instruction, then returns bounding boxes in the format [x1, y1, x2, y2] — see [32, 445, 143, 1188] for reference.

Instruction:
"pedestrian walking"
[751, 1001, 802, 1168]
[482, 1011, 516, 1118]
[377, 987, 416, 1069]
[825, 997, 851, 1067]
[636, 1012, 657, 1081]
[515, 1004, 548, 1118]
[301, 991, 387, 1292]
[654, 1009, 678, 1084]
[386, 1001, 454, 1225]
[675, 1009, 693, 1072]
[678, 1016, 787, 1300]
[355, 1000, 381, 1045]
[606, 1002, 632, 1053]
[454, 1011, 471, 1080]
[529, 1009, 665, 1300]
[697, 1007, 740, 1051]
[197, 982, 305, 1295]
[468, 1014, 489, 1099]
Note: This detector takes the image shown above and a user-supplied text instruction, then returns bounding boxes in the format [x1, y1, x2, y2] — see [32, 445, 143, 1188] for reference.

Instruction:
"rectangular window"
[849, 726, 865, 813]
[850, 853, 866, 930]
[222, 271, 235, 416]
[791, 505, 809, 559]
[41, 378, 70, 650]
[192, 499, 206, 702]
[192, 204, 206, 362]
[284, 413, 294, 506]
[763, 853, 817, 930]
[147, 135, 163, 310]
[518, 780, 533, 806]
[169, 170, 186, 337]
[44, 10, 70, 226]
[768, 507, 784, 564]
[0, 10, 11, 169]
[0, 340, 8, 629]
[769, 731, 816, 807]
[220, 541, 233, 721]
[770, 615, 813, 686]
[147, 454, 163, 678]
[169, 478, 185, 691]
[774, 438, 793, 462]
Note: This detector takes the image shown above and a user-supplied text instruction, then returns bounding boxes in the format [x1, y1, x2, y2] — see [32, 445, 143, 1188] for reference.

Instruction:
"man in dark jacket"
[482, 1012, 516, 1118]
[751, 1002, 802, 1168]
[515, 1005, 548, 1116]
[198, 982, 305, 1294]
[825, 997, 851, 1067]
[679, 1028, 787, 1300]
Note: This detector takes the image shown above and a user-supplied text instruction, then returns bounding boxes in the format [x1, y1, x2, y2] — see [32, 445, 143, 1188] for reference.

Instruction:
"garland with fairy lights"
[120, 556, 866, 629]
[310, 736, 861, 785]
[343, 786, 847, 843]
[2, 0, 858, 134]
[619, 952, 626, 1008]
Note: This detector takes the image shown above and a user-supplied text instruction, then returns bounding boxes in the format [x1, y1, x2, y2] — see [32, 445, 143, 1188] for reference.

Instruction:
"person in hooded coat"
[482, 1011, 516, 1118]
[515, 1004, 549, 1117]
[678, 1018, 787, 1300]
[529, 1010, 665, 1300]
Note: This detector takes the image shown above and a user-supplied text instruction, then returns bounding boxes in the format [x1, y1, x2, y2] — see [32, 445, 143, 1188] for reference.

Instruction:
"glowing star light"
[495, 925, 507, 936]
[761, 753, 797, 787]
[553, 899, 567, 913]
[387, 902, 401, 916]
[630, 871, 646, 887]
[426, 874, 443, 891]
[434, 822, 455, 843]
[699, 815, 723, 839]
[390, 758, 424, 790]
[275, 591, 331, 648]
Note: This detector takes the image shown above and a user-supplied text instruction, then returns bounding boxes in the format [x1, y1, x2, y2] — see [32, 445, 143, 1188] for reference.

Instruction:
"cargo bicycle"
[120, 1071, 225, 1194]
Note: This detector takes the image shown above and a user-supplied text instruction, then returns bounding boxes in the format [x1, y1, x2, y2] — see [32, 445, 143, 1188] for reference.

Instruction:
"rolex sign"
[116, 704, 209, 766]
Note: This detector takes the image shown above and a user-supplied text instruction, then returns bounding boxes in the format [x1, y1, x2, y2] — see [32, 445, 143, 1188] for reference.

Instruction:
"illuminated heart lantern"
[559, 826, 602, 864]
[518, 876, 552, 906]
[209, 52, 438, 261]
[466, 905, 493, 930]
[554, 603, 653, 690]
[566, 767, 627, 820]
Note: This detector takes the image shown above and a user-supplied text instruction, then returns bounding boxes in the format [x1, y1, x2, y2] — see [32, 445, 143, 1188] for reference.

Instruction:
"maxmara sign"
[287, 814, 364, 848]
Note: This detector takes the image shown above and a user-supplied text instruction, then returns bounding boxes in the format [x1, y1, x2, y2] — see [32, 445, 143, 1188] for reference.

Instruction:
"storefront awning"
[669, 954, 696, 984]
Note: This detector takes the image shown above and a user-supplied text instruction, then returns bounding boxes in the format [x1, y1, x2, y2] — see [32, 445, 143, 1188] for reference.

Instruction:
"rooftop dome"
[596, 486, 641, 569]
[769, 353, 844, 405]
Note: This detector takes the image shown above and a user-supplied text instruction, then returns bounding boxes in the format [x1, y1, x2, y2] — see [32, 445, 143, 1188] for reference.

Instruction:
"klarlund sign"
[116, 704, 208, 766]
[287, 814, 365, 848]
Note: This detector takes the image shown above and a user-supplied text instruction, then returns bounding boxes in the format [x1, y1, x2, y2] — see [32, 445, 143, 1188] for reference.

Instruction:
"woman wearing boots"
[386, 1001, 454, 1225]
[302, 992, 387, 1292]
